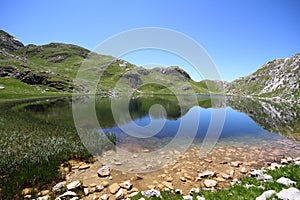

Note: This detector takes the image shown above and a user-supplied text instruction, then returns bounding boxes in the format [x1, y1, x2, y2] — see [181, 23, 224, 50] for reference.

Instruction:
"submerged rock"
[198, 170, 216, 178]
[120, 180, 132, 190]
[97, 166, 110, 177]
[109, 183, 120, 194]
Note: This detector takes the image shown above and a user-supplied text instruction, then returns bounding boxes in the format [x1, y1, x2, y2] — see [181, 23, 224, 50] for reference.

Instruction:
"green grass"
[0, 98, 117, 199]
[0, 77, 70, 99]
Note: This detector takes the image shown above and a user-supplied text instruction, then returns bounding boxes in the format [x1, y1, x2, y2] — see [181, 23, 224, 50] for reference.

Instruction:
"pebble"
[97, 166, 110, 177]
[83, 188, 89, 196]
[230, 161, 240, 167]
[95, 184, 104, 192]
[67, 180, 81, 190]
[165, 176, 173, 182]
[109, 183, 120, 194]
[52, 181, 66, 191]
[115, 188, 126, 199]
[57, 191, 77, 198]
[180, 176, 187, 182]
[147, 185, 156, 189]
[221, 173, 231, 179]
[37, 195, 50, 200]
[100, 194, 108, 200]
[198, 170, 216, 178]
[142, 189, 161, 198]
[240, 167, 248, 174]
[120, 180, 133, 190]
[189, 188, 200, 195]
[183, 196, 193, 200]
[269, 163, 281, 170]
[204, 179, 218, 188]
[79, 164, 90, 170]
[22, 188, 33, 195]
[102, 181, 109, 187]
[38, 190, 50, 196]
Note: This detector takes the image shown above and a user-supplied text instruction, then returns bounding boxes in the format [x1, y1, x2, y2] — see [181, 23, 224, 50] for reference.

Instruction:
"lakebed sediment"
[56, 138, 300, 199]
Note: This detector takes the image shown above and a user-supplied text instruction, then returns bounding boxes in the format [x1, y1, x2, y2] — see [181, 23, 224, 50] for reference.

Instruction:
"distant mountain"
[227, 53, 300, 101]
[0, 30, 219, 96]
[1, 29, 299, 100]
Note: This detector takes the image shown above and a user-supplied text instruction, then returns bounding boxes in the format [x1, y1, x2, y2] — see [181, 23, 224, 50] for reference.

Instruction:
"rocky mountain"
[1, 29, 299, 100]
[227, 53, 300, 101]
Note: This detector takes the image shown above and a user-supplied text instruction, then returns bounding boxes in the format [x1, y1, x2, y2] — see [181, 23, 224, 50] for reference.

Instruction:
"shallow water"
[16, 95, 300, 171]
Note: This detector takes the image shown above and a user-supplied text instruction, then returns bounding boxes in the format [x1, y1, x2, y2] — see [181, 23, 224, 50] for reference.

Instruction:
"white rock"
[115, 188, 126, 199]
[262, 174, 273, 181]
[189, 188, 200, 195]
[245, 184, 255, 189]
[204, 179, 217, 187]
[70, 197, 79, 200]
[52, 181, 66, 191]
[183, 196, 193, 200]
[120, 180, 132, 190]
[84, 188, 89, 196]
[295, 161, 300, 166]
[198, 170, 216, 178]
[196, 196, 205, 200]
[269, 163, 281, 170]
[256, 190, 276, 200]
[141, 189, 161, 198]
[56, 191, 77, 199]
[37, 195, 50, 200]
[67, 180, 81, 190]
[277, 187, 300, 200]
[276, 177, 296, 186]
[100, 194, 108, 200]
[97, 166, 110, 177]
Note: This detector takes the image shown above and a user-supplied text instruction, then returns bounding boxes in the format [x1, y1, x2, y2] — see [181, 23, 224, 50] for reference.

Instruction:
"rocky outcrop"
[227, 53, 300, 100]
[0, 30, 24, 52]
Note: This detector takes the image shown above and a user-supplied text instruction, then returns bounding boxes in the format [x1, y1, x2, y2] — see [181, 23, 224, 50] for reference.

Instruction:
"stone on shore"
[277, 187, 300, 200]
[276, 177, 296, 186]
[204, 179, 217, 188]
[256, 190, 276, 200]
[109, 183, 120, 194]
[141, 189, 161, 198]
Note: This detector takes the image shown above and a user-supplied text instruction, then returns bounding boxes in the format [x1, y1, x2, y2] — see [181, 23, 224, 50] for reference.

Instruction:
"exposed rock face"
[154, 66, 191, 80]
[228, 53, 300, 101]
[121, 72, 143, 88]
[0, 30, 24, 51]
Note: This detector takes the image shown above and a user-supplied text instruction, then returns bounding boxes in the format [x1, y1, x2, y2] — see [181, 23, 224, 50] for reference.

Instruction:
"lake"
[1, 95, 300, 195]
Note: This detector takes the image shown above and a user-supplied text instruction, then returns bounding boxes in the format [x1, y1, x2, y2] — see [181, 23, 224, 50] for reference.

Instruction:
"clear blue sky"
[1, 0, 299, 81]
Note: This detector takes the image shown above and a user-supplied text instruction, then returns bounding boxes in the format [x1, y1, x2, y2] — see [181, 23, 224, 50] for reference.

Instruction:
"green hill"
[0, 30, 223, 99]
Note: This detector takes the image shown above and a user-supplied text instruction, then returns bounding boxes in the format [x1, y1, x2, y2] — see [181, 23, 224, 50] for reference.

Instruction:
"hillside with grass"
[1, 30, 224, 98]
